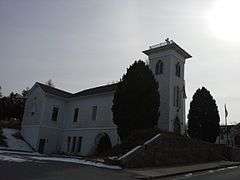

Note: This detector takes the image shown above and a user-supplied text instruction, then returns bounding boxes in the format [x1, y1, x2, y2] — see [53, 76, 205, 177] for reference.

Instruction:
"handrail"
[149, 40, 175, 49]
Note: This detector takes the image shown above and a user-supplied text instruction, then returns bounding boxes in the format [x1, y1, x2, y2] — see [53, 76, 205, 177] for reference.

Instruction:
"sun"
[207, 0, 240, 42]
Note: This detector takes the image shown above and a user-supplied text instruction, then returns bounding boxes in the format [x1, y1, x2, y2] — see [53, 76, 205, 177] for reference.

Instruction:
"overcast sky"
[1, 0, 240, 125]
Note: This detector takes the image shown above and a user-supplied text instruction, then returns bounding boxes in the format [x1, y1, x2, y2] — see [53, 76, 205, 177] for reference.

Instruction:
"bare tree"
[45, 79, 55, 87]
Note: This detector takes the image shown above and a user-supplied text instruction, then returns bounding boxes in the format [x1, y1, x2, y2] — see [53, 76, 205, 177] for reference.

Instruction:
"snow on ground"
[0, 128, 33, 152]
[0, 154, 27, 163]
[31, 156, 122, 170]
[0, 150, 40, 156]
[0, 151, 122, 169]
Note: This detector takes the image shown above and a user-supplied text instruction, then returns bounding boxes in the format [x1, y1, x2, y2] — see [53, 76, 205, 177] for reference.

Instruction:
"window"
[92, 106, 97, 121]
[173, 86, 176, 106]
[51, 107, 59, 121]
[176, 86, 180, 107]
[73, 108, 79, 122]
[71, 136, 76, 153]
[173, 86, 181, 107]
[155, 60, 163, 75]
[175, 63, 181, 77]
[67, 137, 71, 152]
[77, 137, 82, 153]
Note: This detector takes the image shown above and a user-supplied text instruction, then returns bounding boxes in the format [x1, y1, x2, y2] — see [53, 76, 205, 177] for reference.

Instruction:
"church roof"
[72, 83, 117, 97]
[143, 40, 192, 59]
[36, 82, 117, 98]
[36, 82, 73, 98]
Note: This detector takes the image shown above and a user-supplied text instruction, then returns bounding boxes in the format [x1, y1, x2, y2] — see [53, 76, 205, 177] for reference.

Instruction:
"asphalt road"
[0, 160, 135, 180]
[2, 158, 240, 180]
[162, 166, 240, 180]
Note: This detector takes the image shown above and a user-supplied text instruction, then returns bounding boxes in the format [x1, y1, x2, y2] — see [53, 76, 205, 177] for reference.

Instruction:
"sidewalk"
[128, 161, 240, 179]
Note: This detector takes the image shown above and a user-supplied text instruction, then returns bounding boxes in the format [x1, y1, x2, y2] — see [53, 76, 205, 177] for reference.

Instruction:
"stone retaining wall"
[116, 133, 234, 168]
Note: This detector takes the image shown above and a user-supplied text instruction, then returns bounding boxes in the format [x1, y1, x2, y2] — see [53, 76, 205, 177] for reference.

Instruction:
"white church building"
[21, 40, 191, 155]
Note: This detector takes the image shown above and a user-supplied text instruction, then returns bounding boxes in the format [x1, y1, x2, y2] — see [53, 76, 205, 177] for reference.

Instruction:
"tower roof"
[142, 40, 192, 59]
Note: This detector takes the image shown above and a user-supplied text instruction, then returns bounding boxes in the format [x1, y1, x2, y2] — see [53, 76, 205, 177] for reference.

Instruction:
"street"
[0, 160, 135, 180]
[162, 166, 240, 180]
[1, 153, 240, 180]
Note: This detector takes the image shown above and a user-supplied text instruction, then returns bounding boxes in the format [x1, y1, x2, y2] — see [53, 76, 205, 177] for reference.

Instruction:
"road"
[162, 166, 240, 180]
[0, 160, 135, 180]
[1, 155, 240, 180]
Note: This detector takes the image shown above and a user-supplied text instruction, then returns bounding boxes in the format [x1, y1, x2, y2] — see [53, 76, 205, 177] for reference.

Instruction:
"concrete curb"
[134, 162, 240, 179]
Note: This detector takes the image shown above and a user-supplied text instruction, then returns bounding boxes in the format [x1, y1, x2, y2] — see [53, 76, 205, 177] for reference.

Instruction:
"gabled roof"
[36, 82, 73, 98]
[36, 82, 117, 98]
[72, 83, 117, 97]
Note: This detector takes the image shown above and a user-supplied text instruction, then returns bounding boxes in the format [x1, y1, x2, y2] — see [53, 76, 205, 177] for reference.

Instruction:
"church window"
[155, 60, 163, 75]
[92, 106, 97, 121]
[176, 63, 181, 77]
[73, 108, 79, 122]
[51, 107, 59, 121]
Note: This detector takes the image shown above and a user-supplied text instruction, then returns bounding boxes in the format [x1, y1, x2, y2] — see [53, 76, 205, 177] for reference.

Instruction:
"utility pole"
[225, 104, 229, 146]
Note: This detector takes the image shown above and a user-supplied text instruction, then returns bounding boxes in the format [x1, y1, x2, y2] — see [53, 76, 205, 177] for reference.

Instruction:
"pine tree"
[112, 60, 160, 142]
[188, 87, 220, 143]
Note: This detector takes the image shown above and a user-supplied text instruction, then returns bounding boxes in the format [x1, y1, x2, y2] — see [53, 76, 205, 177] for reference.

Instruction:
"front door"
[38, 139, 46, 154]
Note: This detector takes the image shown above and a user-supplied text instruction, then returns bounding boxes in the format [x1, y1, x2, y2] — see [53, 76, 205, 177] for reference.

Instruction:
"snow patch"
[227, 166, 238, 169]
[0, 129, 33, 152]
[0, 154, 27, 163]
[0, 150, 40, 156]
[184, 173, 193, 177]
[31, 156, 122, 170]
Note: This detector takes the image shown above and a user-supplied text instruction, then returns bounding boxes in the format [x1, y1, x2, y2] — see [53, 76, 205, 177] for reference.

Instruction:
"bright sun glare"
[207, 0, 240, 42]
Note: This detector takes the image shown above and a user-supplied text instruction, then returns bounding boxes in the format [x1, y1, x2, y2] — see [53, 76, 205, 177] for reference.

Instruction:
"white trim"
[64, 127, 117, 131]
[22, 125, 62, 131]
[22, 125, 116, 131]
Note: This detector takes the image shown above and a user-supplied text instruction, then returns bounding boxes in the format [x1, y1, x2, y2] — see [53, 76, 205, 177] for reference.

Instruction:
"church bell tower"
[143, 39, 191, 134]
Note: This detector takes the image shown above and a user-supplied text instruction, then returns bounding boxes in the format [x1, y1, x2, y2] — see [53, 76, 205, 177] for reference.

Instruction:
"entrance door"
[38, 139, 46, 154]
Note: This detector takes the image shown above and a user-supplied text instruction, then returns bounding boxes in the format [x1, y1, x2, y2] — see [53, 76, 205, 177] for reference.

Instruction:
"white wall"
[21, 85, 46, 149]
[148, 49, 187, 133]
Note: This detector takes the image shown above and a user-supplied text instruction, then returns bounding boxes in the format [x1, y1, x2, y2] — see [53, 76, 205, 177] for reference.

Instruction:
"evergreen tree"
[188, 87, 220, 143]
[112, 60, 160, 142]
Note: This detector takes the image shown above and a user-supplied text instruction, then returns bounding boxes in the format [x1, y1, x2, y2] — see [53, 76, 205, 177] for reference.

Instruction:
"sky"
[1, 0, 240, 125]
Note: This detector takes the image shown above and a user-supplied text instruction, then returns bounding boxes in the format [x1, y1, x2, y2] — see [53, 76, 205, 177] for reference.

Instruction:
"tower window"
[155, 60, 163, 75]
[173, 86, 181, 107]
[176, 63, 181, 77]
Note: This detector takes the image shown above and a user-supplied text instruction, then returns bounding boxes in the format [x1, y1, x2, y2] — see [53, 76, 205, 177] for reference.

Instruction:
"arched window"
[155, 60, 163, 75]
[175, 63, 181, 77]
